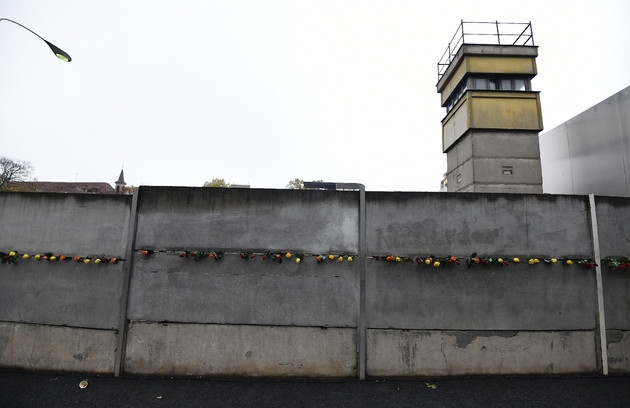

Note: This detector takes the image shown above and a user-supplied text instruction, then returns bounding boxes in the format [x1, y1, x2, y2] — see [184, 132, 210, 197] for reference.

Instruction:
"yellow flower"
[286, 252, 292, 259]
[95, 258, 101, 264]
[551, 258, 557, 263]
[50, 256, 57, 261]
[295, 258, 301, 264]
[22, 254, 30, 259]
[84, 258, 90, 264]
[395, 257, 401, 262]
[534, 258, 540, 264]
[433, 261, 440, 267]
[329, 254, 335, 260]
[425, 259, 431, 265]
[34, 254, 41, 260]
[347, 256, 353, 262]
[513, 257, 520, 263]
[497, 258, 503, 263]
[528, 259, 535, 265]
[338, 256, 344, 262]
[566, 260, 573, 265]
[9, 251, 16, 257]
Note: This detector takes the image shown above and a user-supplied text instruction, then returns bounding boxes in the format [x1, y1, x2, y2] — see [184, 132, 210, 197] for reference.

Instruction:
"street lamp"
[304, 181, 367, 380]
[1, 18, 71, 62]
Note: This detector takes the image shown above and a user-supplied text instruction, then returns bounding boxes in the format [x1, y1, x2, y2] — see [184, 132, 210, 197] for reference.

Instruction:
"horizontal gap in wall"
[0, 320, 118, 333]
[127, 320, 357, 330]
[367, 327, 597, 333]
[143, 271, 342, 278]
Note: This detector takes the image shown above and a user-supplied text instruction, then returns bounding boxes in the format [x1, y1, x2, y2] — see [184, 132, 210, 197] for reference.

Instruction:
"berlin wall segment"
[1, 188, 629, 376]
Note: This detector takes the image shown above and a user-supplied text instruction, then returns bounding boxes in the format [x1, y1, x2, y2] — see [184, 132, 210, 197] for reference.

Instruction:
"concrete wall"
[0, 192, 132, 373]
[594, 196, 630, 372]
[1, 188, 628, 377]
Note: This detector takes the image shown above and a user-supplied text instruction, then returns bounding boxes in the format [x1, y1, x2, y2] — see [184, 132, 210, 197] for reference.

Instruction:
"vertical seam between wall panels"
[358, 186, 367, 380]
[114, 187, 140, 377]
[589, 194, 608, 375]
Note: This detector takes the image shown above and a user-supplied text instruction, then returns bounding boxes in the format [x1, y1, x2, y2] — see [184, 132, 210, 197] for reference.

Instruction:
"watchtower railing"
[437, 21, 534, 81]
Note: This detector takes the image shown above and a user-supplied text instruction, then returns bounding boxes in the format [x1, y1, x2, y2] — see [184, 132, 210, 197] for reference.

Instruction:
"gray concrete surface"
[0, 192, 131, 256]
[124, 322, 357, 377]
[0, 261, 123, 329]
[134, 187, 359, 253]
[367, 329, 597, 376]
[127, 252, 358, 327]
[0, 322, 116, 374]
[366, 264, 596, 330]
[366, 192, 591, 257]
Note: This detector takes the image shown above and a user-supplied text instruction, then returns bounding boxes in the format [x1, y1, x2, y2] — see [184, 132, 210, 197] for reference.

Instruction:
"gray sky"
[1, 1, 629, 191]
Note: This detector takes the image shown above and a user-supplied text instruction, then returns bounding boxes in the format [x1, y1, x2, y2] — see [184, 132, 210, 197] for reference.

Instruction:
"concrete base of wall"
[123, 322, 357, 377]
[607, 330, 630, 373]
[0, 322, 116, 374]
[367, 329, 597, 376]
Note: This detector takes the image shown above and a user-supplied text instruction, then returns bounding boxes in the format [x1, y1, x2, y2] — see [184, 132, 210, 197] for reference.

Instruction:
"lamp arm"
[0, 18, 72, 61]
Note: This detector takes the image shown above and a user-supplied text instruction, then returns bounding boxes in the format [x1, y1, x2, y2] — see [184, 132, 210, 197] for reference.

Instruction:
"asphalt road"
[1, 370, 629, 407]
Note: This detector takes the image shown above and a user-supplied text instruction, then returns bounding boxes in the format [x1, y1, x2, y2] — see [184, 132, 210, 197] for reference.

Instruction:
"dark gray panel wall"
[366, 192, 591, 257]
[0, 259, 123, 329]
[596, 196, 630, 330]
[135, 187, 359, 254]
[128, 253, 358, 327]
[367, 263, 596, 330]
[0, 193, 132, 256]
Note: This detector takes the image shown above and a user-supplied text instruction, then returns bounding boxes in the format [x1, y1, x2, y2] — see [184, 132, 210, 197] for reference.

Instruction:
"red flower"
[179, 253, 185, 258]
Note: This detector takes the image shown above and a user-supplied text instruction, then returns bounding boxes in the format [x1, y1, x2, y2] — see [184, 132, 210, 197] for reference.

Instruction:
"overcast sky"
[1, 1, 629, 191]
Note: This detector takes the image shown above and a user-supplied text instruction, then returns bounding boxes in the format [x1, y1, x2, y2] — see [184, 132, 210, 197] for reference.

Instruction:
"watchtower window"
[469, 76, 531, 91]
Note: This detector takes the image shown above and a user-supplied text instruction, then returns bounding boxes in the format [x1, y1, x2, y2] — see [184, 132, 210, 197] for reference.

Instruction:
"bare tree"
[0, 157, 34, 191]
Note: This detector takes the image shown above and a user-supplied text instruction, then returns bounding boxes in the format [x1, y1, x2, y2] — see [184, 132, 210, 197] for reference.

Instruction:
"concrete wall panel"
[0, 322, 116, 374]
[0, 193, 131, 256]
[0, 262, 123, 329]
[601, 268, 630, 330]
[124, 322, 357, 377]
[135, 187, 358, 254]
[366, 192, 591, 257]
[366, 264, 596, 330]
[594, 196, 630, 256]
[607, 330, 630, 373]
[128, 252, 358, 327]
[367, 329, 596, 376]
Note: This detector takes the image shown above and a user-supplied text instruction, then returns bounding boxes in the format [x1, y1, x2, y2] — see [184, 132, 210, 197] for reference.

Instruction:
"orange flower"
[74, 256, 80, 261]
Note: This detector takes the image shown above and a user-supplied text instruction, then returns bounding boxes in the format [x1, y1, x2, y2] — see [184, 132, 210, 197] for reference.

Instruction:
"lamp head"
[45, 40, 71, 62]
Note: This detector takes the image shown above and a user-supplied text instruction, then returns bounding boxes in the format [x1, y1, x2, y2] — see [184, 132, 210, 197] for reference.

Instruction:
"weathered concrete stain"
[449, 331, 519, 348]
[367, 329, 597, 377]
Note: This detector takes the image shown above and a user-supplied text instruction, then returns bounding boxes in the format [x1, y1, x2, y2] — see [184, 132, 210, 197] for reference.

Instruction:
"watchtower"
[437, 21, 543, 193]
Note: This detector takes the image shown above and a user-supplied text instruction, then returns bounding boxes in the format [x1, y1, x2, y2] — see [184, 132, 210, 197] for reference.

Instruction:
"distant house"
[9, 169, 126, 194]
[12, 181, 115, 194]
